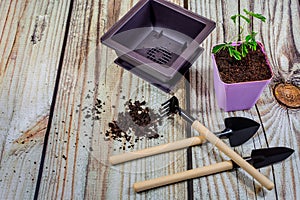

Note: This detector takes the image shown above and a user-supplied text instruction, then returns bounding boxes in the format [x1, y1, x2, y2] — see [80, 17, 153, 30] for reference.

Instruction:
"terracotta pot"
[212, 41, 273, 112]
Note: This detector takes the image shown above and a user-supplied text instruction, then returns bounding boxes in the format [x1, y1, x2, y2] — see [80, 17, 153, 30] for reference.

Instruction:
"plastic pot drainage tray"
[101, 0, 215, 92]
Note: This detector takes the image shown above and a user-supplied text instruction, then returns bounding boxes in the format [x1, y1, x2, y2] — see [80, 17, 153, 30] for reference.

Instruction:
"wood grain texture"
[36, 0, 189, 199]
[1, 0, 298, 199]
[189, 0, 300, 199]
[188, 0, 276, 199]
[188, 1, 250, 199]
[251, 0, 300, 199]
[0, 0, 70, 199]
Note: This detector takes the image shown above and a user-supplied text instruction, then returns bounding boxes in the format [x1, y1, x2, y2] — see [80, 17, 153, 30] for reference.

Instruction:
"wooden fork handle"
[133, 160, 233, 192]
[192, 120, 274, 190]
[109, 136, 206, 165]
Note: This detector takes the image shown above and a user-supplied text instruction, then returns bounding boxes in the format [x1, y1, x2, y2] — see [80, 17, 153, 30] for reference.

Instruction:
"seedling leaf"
[250, 31, 258, 39]
[228, 46, 241, 60]
[247, 41, 257, 51]
[245, 35, 252, 42]
[241, 43, 248, 57]
[212, 44, 227, 54]
[245, 32, 256, 42]
[240, 15, 251, 23]
[243, 9, 266, 22]
[231, 14, 250, 24]
[232, 50, 242, 60]
[231, 15, 238, 24]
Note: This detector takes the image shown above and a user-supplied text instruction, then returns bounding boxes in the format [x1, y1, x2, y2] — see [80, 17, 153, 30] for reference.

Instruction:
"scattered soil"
[93, 98, 105, 120]
[105, 99, 163, 150]
[214, 46, 272, 83]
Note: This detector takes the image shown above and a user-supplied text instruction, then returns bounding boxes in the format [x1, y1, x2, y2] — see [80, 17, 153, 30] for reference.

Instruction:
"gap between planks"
[33, 1, 75, 199]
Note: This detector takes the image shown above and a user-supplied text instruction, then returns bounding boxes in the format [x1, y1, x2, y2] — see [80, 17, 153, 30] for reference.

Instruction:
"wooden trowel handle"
[109, 136, 205, 165]
[191, 120, 274, 190]
[133, 160, 233, 192]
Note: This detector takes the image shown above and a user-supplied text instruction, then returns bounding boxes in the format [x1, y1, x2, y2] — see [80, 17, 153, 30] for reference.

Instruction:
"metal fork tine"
[160, 111, 170, 118]
[160, 106, 171, 115]
[161, 105, 168, 111]
[161, 100, 170, 107]
[159, 105, 170, 111]
[160, 96, 180, 118]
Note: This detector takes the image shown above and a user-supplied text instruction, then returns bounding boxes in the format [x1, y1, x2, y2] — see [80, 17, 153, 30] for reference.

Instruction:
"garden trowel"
[133, 147, 294, 192]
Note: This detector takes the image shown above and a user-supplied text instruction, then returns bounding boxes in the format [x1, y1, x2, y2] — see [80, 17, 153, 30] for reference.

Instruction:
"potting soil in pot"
[215, 47, 272, 83]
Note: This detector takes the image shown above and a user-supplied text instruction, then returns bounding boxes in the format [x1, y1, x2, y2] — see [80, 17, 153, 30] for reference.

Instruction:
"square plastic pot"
[212, 41, 273, 112]
[101, 0, 215, 92]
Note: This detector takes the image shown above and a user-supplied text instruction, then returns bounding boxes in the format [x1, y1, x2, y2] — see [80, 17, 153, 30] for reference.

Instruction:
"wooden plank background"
[189, 0, 300, 199]
[34, 0, 188, 199]
[0, 0, 299, 199]
[0, 0, 70, 199]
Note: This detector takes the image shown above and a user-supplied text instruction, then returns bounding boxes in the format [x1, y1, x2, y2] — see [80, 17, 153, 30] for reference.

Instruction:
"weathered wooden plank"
[0, 0, 71, 199]
[187, 0, 282, 199]
[189, 0, 300, 199]
[251, 0, 300, 199]
[36, 0, 188, 199]
[187, 1, 248, 199]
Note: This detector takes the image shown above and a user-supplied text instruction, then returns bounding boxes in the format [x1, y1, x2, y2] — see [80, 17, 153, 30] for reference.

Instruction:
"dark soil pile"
[215, 46, 272, 83]
[105, 100, 162, 150]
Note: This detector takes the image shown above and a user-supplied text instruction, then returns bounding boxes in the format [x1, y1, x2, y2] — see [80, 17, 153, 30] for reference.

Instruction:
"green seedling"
[212, 9, 266, 60]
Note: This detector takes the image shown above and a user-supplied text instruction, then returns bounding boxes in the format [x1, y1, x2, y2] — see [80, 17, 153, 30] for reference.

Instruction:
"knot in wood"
[274, 83, 300, 109]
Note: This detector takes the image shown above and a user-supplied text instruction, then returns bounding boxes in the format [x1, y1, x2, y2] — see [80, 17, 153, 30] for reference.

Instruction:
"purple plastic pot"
[101, 0, 215, 92]
[212, 41, 273, 112]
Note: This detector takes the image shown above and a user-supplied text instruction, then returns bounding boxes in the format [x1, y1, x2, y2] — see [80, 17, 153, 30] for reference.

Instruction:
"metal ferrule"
[215, 128, 233, 139]
[232, 157, 252, 169]
[179, 109, 195, 124]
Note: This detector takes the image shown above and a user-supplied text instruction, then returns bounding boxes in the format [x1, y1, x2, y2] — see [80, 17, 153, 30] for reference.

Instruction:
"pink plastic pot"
[212, 41, 273, 112]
